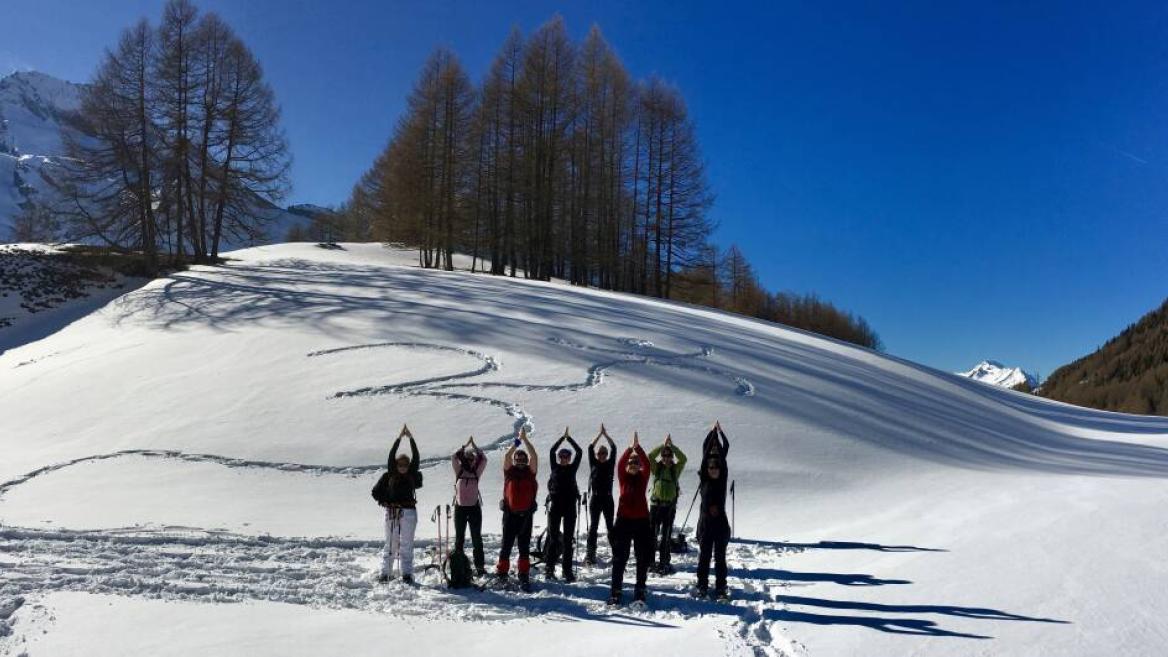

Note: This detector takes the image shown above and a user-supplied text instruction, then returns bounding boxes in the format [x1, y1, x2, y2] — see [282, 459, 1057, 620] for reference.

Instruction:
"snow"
[0, 244, 149, 357]
[1, 241, 1168, 656]
[6, 590, 739, 657]
[957, 360, 1039, 389]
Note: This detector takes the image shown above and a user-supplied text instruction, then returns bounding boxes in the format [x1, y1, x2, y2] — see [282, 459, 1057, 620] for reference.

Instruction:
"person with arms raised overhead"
[451, 436, 488, 577]
[495, 427, 539, 591]
[694, 426, 731, 601]
[371, 425, 424, 584]
[544, 427, 583, 582]
[703, 421, 730, 459]
[585, 424, 617, 567]
[609, 432, 653, 606]
[649, 434, 687, 575]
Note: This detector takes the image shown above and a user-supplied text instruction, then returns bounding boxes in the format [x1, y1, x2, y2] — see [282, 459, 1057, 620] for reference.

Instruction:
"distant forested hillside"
[1041, 298, 1168, 415]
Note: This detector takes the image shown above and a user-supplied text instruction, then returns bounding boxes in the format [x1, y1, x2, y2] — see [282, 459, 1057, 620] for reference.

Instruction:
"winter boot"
[607, 589, 622, 607]
[632, 586, 647, 604]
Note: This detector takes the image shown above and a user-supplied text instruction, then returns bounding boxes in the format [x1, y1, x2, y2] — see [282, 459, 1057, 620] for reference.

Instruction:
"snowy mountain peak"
[958, 359, 1039, 389]
[0, 70, 84, 115]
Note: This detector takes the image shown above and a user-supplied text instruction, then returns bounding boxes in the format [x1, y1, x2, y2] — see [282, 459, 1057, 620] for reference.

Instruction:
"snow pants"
[610, 516, 653, 594]
[649, 501, 677, 569]
[497, 506, 534, 577]
[381, 507, 418, 577]
[585, 493, 614, 562]
[454, 504, 485, 572]
[545, 496, 578, 577]
[696, 514, 730, 592]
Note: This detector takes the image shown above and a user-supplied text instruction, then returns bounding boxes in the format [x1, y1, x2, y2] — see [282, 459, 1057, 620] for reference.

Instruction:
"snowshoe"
[691, 585, 708, 599]
[563, 571, 576, 583]
[401, 574, 417, 586]
[544, 568, 558, 581]
[489, 573, 512, 591]
[518, 574, 532, 593]
[631, 586, 647, 607]
[377, 573, 391, 584]
[606, 591, 623, 607]
[714, 589, 730, 603]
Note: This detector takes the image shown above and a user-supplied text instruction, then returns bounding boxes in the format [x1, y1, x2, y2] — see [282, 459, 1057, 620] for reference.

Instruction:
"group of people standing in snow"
[371, 422, 733, 605]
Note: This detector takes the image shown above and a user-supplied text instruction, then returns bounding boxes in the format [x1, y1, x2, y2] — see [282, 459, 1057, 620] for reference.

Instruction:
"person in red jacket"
[495, 427, 539, 591]
[608, 432, 653, 606]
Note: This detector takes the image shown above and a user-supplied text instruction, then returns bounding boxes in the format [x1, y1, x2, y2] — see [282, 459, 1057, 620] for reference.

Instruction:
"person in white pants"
[383, 506, 418, 578]
[371, 425, 424, 583]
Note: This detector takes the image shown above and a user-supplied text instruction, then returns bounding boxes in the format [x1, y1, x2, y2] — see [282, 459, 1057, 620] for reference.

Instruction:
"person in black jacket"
[371, 425, 424, 583]
[703, 421, 730, 459]
[695, 424, 730, 599]
[584, 424, 617, 567]
[544, 428, 583, 581]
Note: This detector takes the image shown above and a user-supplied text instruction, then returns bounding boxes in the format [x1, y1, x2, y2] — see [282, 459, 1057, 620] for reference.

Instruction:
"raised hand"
[665, 434, 673, 446]
[400, 424, 413, 439]
[632, 432, 640, 448]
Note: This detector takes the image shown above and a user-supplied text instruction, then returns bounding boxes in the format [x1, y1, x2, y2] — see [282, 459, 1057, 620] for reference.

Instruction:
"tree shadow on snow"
[105, 258, 1168, 478]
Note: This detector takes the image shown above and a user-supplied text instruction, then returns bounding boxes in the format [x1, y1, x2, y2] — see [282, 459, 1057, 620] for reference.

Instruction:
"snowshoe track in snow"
[0, 525, 796, 656]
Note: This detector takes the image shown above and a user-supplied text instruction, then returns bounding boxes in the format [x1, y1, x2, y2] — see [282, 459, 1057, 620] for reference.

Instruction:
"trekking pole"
[445, 504, 452, 565]
[574, 493, 584, 563]
[730, 480, 736, 539]
[679, 485, 701, 534]
[432, 504, 442, 568]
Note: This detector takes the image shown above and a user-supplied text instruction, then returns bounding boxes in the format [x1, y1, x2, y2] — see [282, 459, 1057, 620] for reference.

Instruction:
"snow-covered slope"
[0, 244, 148, 356]
[1, 243, 1167, 657]
[958, 359, 1039, 389]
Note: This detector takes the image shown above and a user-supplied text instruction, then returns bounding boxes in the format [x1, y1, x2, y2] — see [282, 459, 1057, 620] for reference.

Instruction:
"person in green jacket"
[648, 435, 687, 575]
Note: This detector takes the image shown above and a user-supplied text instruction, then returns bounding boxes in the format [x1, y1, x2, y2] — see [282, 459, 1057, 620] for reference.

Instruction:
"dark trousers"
[649, 502, 677, 568]
[696, 515, 730, 592]
[609, 516, 653, 594]
[497, 507, 534, 576]
[545, 497, 578, 576]
[586, 494, 614, 561]
[454, 504, 485, 571]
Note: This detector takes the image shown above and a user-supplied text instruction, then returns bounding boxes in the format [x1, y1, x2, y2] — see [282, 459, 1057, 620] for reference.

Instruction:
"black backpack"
[445, 550, 474, 589]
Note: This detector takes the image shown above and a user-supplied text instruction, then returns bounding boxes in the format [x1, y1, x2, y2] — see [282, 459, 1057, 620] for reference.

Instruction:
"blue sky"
[6, 0, 1168, 378]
